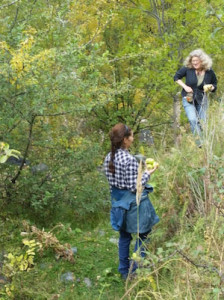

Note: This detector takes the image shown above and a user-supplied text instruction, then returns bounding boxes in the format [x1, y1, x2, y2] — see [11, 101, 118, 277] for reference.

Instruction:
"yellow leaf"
[7, 253, 14, 260]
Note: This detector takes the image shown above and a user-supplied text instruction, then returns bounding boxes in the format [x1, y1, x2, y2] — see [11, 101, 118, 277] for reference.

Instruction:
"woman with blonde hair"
[174, 49, 217, 141]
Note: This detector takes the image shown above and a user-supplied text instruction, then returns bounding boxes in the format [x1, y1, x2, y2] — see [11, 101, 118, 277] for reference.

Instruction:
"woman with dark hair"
[104, 123, 159, 280]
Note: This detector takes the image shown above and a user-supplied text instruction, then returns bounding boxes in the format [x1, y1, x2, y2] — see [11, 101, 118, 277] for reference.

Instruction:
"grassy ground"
[0, 218, 134, 300]
[1, 212, 224, 300]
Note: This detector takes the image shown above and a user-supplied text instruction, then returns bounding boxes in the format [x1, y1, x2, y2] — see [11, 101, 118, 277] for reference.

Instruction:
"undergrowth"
[0, 100, 223, 299]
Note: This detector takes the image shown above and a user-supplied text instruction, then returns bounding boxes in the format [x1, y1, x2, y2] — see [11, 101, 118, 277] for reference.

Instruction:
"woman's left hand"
[204, 84, 214, 92]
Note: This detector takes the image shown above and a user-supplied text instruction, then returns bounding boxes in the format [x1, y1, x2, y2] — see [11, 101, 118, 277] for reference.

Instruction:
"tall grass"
[191, 98, 224, 215]
[136, 159, 144, 250]
[122, 99, 224, 299]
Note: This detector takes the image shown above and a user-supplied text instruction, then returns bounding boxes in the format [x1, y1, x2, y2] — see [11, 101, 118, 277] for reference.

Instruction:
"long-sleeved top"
[104, 148, 150, 193]
[174, 67, 217, 104]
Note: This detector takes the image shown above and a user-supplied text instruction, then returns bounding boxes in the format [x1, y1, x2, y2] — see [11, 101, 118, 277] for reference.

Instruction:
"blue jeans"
[118, 230, 150, 275]
[182, 97, 208, 135]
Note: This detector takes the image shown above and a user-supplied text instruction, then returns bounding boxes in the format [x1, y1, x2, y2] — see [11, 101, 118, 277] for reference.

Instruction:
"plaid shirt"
[104, 148, 150, 193]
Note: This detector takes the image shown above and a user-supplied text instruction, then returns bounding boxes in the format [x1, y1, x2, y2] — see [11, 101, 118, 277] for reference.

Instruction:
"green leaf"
[0, 155, 8, 163]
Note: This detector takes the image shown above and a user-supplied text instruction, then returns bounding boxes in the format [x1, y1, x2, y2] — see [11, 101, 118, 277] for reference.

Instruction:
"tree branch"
[11, 115, 36, 184]
[0, 0, 20, 9]
[7, 119, 23, 134]
[10, 6, 19, 32]
[35, 111, 73, 117]
[212, 202, 224, 217]
[177, 249, 220, 275]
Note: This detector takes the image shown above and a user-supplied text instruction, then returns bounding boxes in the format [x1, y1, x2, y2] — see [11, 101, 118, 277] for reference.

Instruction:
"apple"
[145, 158, 159, 169]
[145, 158, 154, 165]
[131, 252, 141, 262]
[203, 84, 213, 93]
[153, 162, 159, 168]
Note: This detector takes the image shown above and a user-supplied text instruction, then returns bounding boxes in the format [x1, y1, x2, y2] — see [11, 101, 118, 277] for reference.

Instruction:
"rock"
[60, 272, 75, 282]
[98, 230, 105, 236]
[71, 247, 77, 254]
[31, 163, 49, 174]
[0, 275, 8, 285]
[39, 263, 47, 270]
[83, 277, 92, 287]
[139, 129, 154, 145]
[6, 156, 30, 166]
[109, 238, 118, 245]
[64, 247, 77, 256]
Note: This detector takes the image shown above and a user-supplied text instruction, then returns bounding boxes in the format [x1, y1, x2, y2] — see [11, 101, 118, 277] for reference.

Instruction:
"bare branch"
[35, 111, 73, 117]
[212, 202, 224, 217]
[140, 121, 173, 130]
[10, 6, 19, 32]
[127, 0, 162, 23]
[78, 11, 113, 50]
[11, 115, 36, 184]
[177, 249, 220, 275]
[0, 0, 20, 9]
[108, 52, 151, 63]
[7, 119, 23, 133]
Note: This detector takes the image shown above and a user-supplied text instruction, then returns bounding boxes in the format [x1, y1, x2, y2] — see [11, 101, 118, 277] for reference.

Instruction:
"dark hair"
[109, 123, 132, 174]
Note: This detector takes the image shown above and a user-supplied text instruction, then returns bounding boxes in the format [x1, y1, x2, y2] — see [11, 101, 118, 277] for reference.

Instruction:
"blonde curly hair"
[184, 49, 213, 70]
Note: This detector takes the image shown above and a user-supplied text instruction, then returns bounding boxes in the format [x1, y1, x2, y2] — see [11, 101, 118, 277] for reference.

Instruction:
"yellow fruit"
[132, 252, 141, 262]
[203, 84, 213, 92]
[145, 158, 159, 169]
[153, 162, 159, 168]
[147, 165, 153, 170]
[145, 158, 154, 165]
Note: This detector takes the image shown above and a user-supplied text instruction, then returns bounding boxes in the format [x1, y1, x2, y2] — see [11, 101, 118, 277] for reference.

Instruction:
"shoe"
[121, 273, 128, 280]
[120, 272, 137, 281]
[195, 139, 203, 148]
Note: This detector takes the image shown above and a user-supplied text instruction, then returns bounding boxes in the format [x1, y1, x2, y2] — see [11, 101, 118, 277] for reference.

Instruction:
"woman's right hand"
[176, 80, 193, 93]
[184, 85, 193, 93]
[146, 165, 158, 175]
